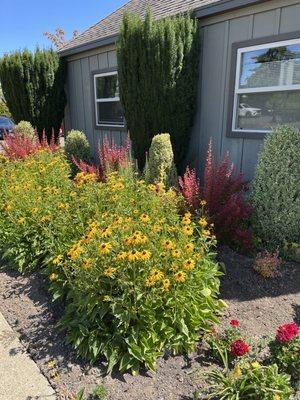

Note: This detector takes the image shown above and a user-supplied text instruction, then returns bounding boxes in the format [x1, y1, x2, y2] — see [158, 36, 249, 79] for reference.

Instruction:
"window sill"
[95, 124, 127, 132]
[227, 130, 268, 140]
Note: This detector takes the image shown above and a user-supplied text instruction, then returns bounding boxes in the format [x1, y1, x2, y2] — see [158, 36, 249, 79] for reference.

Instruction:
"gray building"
[59, 0, 300, 180]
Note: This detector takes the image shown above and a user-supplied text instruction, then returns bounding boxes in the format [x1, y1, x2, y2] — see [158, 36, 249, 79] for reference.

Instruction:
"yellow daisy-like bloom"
[183, 259, 195, 270]
[70, 191, 77, 197]
[174, 271, 186, 283]
[153, 225, 162, 233]
[49, 273, 58, 282]
[162, 240, 175, 250]
[273, 395, 281, 400]
[145, 275, 156, 287]
[200, 200, 207, 206]
[198, 218, 208, 228]
[103, 295, 111, 302]
[182, 217, 191, 225]
[99, 242, 112, 254]
[116, 251, 127, 260]
[184, 212, 192, 219]
[139, 250, 151, 260]
[171, 263, 179, 271]
[251, 361, 261, 369]
[185, 243, 194, 252]
[58, 202, 69, 210]
[100, 227, 113, 238]
[233, 366, 242, 379]
[127, 250, 140, 262]
[103, 267, 116, 277]
[172, 249, 181, 258]
[140, 214, 150, 223]
[148, 184, 156, 191]
[53, 255, 63, 265]
[82, 258, 93, 270]
[202, 229, 211, 236]
[40, 215, 51, 223]
[68, 244, 83, 261]
[18, 217, 26, 224]
[150, 268, 164, 282]
[182, 226, 193, 236]
[194, 253, 203, 261]
[138, 234, 148, 244]
[162, 279, 171, 292]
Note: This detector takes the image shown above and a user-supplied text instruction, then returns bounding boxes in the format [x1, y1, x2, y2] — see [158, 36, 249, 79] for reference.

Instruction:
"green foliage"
[64, 130, 92, 175]
[0, 48, 66, 138]
[92, 385, 107, 399]
[117, 11, 200, 170]
[204, 363, 292, 400]
[144, 133, 177, 188]
[270, 336, 300, 382]
[0, 84, 11, 117]
[15, 120, 35, 140]
[251, 125, 300, 250]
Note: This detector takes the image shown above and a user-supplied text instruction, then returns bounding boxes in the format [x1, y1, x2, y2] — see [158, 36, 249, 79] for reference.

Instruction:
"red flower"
[230, 320, 240, 328]
[230, 339, 250, 357]
[276, 323, 299, 343]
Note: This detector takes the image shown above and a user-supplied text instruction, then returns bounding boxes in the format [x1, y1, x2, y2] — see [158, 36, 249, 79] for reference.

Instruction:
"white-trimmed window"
[94, 71, 125, 127]
[232, 38, 300, 133]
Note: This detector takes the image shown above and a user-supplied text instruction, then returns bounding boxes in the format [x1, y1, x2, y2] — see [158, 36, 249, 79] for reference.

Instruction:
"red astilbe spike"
[71, 156, 105, 182]
[178, 167, 201, 212]
[98, 137, 130, 172]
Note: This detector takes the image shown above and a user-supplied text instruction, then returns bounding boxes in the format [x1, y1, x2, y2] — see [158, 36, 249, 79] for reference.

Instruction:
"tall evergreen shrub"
[0, 49, 66, 139]
[117, 11, 200, 170]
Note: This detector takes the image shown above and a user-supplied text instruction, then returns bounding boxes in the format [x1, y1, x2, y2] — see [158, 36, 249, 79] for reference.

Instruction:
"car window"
[0, 117, 13, 127]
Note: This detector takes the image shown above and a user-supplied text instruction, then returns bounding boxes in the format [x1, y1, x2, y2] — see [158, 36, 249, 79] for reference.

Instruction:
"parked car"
[238, 103, 262, 117]
[0, 116, 14, 140]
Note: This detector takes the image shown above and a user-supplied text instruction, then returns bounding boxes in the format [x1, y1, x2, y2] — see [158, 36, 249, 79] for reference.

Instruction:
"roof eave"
[59, 0, 267, 58]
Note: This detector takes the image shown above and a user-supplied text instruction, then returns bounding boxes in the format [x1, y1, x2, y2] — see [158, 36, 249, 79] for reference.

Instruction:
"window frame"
[227, 31, 300, 139]
[93, 70, 125, 129]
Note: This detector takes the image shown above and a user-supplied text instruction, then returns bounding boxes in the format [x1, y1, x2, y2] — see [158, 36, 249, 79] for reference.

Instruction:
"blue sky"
[0, 0, 128, 55]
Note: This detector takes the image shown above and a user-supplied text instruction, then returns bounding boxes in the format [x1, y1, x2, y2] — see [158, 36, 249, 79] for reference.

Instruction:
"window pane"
[97, 101, 125, 126]
[236, 91, 300, 130]
[96, 75, 119, 99]
[240, 43, 300, 89]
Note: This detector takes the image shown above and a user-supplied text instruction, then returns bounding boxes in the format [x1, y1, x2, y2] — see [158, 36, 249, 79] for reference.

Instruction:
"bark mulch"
[0, 246, 299, 400]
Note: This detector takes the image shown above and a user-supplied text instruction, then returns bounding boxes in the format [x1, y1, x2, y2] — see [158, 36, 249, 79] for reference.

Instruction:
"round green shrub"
[64, 130, 92, 173]
[144, 133, 177, 188]
[251, 125, 300, 249]
[15, 120, 35, 140]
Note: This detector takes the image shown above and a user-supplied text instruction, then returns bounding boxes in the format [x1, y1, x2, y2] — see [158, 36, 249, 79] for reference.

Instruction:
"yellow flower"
[162, 279, 171, 292]
[183, 259, 195, 270]
[58, 202, 69, 210]
[82, 258, 93, 270]
[200, 200, 207, 206]
[70, 191, 77, 197]
[145, 276, 156, 287]
[233, 366, 242, 379]
[140, 214, 150, 223]
[100, 227, 113, 238]
[49, 273, 58, 282]
[172, 249, 181, 258]
[171, 263, 179, 271]
[127, 250, 140, 262]
[153, 225, 162, 233]
[40, 215, 51, 223]
[68, 244, 83, 261]
[150, 268, 164, 282]
[182, 217, 191, 225]
[47, 360, 56, 369]
[198, 218, 208, 228]
[104, 267, 116, 277]
[17, 217, 26, 224]
[103, 295, 111, 302]
[53, 255, 63, 265]
[182, 226, 193, 236]
[273, 395, 281, 400]
[98, 242, 112, 255]
[194, 253, 203, 261]
[139, 250, 151, 260]
[184, 212, 191, 219]
[202, 229, 211, 236]
[174, 271, 186, 283]
[184, 243, 194, 252]
[251, 361, 261, 369]
[116, 251, 127, 260]
[162, 240, 175, 250]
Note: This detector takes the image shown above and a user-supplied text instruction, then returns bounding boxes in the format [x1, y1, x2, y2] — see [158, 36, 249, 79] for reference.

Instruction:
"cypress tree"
[117, 11, 200, 170]
[0, 48, 66, 139]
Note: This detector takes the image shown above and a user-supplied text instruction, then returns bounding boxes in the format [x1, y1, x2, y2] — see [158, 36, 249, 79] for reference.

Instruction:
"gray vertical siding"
[65, 47, 127, 159]
[190, 0, 300, 180]
[65, 0, 300, 178]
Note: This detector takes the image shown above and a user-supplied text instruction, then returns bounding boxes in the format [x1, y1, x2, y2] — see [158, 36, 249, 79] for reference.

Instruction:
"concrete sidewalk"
[0, 311, 56, 400]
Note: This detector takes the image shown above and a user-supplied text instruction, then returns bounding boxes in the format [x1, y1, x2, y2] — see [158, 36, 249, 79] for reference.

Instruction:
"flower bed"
[0, 144, 224, 374]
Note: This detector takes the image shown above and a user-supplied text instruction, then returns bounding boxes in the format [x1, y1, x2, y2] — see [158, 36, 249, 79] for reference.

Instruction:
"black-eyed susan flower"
[17, 217, 26, 224]
[100, 227, 113, 238]
[172, 249, 181, 258]
[198, 217, 208, 228]
[184, 243, 194, 252]
[40, 215, 51, 223]
[49, 273, 58, 282]
[82, 258, 93, 270]
[103, 267, 116, 277]
[139, 250, 151, 260]
[127, 250, 140, 262]
[174, 271, 186, 283]
[162, 279, 171, 292]
[116, 251, 127, 260]
[150, 268, 164, 282]
[162, 240, 175, 250]
[182, 226, 193, 236]
[140, 214, 150, 223]
[99, 242, 112, 255]
[183, 259, 195, 270]
[202, 229, 211, 236]
[103, 295, 111, 302]
[53, 255, 63, 265]
[182, 216, 191, 225]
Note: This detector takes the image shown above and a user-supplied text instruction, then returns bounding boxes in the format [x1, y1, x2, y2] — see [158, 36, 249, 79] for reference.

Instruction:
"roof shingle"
[59, 0, 222, 54]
